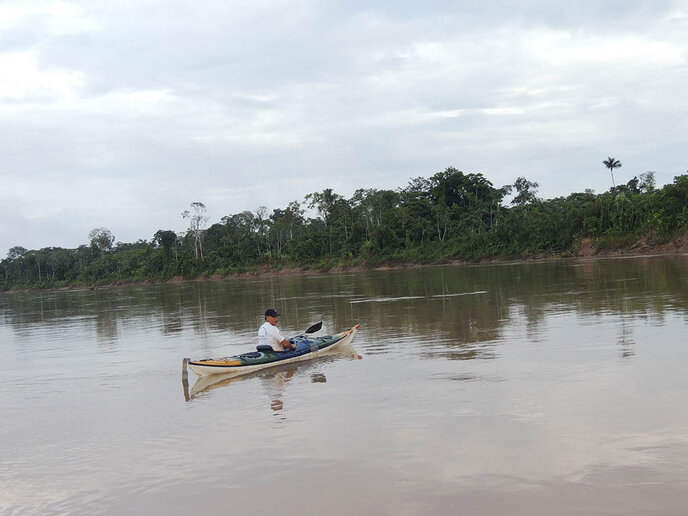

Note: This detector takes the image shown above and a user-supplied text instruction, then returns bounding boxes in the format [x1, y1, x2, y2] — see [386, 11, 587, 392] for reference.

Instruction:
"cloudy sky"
[1, 0, 687, 253]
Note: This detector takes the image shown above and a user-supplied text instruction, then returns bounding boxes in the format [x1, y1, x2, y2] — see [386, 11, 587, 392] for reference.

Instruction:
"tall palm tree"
[603, 157, 622, 187]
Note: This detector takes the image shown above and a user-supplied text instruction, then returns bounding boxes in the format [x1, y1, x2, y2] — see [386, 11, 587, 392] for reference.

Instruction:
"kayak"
[184, 324, 359, 377]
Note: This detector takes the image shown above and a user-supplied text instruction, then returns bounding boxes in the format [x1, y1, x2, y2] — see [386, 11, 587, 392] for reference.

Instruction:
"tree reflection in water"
[4, 257, 687, 357]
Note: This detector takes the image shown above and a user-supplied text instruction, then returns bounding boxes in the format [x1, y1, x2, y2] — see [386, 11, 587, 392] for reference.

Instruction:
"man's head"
[264, 308, 279, 325]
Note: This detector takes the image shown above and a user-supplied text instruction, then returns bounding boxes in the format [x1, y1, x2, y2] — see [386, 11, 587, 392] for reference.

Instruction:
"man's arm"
[280, 338, 296, 350]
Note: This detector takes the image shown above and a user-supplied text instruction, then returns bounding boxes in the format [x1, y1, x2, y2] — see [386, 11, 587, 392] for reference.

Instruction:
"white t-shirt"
[258, 321, 286, 351]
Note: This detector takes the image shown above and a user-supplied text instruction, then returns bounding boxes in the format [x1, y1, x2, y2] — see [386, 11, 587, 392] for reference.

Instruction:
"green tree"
[7, 246, 28, 260]
[511, 177, 539, 206]
[154, 230, 178, 268]
[306, 189, 342, 254]
[88, 228, 115, 256]
[638, 171, 656, 193]
[269, 202, 305, 256]
[603, 157, 622, 188]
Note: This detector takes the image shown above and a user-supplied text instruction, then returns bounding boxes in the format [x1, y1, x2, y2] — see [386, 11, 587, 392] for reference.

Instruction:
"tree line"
[3, 166, 688, 291]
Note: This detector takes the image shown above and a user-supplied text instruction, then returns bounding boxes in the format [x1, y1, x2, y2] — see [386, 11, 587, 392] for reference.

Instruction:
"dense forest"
[2, 166, 688, 291]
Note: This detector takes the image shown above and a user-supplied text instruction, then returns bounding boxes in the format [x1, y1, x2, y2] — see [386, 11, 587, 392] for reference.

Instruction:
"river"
[1, 255, 687, 515]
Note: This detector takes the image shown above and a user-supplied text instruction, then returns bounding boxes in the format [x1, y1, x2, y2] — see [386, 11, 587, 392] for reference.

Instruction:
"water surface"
[1, 256, 688, 515]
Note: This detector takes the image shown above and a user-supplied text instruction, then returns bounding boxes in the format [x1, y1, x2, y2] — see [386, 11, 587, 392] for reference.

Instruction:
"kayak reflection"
[182, 344, 360, 404]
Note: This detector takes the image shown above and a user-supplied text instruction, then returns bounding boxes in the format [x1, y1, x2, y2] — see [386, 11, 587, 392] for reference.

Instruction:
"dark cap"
[265, 308, 279, 318]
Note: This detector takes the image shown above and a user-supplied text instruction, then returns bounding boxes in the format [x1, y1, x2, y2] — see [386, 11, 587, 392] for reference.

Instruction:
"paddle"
[291, 321, 322, 339]
[303, 321, 323, 335]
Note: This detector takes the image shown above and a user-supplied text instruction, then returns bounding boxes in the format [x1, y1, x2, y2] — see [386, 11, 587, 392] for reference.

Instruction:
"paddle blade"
[304, 321, 322, 334]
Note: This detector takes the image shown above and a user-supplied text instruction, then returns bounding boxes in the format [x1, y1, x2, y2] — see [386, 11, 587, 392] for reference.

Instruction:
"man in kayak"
[259, 309, 297, 351]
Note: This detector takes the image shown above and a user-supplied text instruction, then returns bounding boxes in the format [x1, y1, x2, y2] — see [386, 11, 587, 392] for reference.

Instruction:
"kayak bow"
[184, 324, 360, 377]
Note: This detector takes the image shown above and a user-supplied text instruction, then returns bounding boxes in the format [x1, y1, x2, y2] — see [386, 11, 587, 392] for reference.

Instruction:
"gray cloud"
[1, 0, 687, 252]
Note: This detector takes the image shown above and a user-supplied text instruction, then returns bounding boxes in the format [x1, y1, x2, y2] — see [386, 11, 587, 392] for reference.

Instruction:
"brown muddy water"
[1, 255, 688, 515]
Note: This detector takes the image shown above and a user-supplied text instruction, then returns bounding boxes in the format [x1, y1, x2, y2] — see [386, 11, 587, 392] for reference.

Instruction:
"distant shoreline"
[5, 170, 688, 294]
[4, 238, 688, 294]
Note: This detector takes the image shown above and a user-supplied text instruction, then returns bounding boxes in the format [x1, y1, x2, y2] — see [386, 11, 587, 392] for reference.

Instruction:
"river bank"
[4, 233, 688, 294]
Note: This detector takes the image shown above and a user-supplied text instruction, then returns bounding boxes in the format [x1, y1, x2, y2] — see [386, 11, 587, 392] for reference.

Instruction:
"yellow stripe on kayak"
[193, 358, 243, 366]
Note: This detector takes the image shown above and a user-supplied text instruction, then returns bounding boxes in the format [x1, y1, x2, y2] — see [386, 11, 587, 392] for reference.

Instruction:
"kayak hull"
[186, 325, 359, 377]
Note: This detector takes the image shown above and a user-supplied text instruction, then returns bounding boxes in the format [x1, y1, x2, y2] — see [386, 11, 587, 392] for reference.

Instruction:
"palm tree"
[603, 157, 622, 187]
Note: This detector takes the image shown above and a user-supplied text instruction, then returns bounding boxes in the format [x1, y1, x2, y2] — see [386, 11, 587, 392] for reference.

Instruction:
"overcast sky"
[1, 0, 687, 253]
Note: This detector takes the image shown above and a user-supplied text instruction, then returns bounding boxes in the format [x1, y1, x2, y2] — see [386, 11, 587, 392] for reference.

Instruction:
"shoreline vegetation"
[3, 167, 688, 293]
[5, 239, 688, 294]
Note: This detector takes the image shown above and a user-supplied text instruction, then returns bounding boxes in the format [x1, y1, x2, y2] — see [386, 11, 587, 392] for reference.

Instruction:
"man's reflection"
[263, 367, 298, 413]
